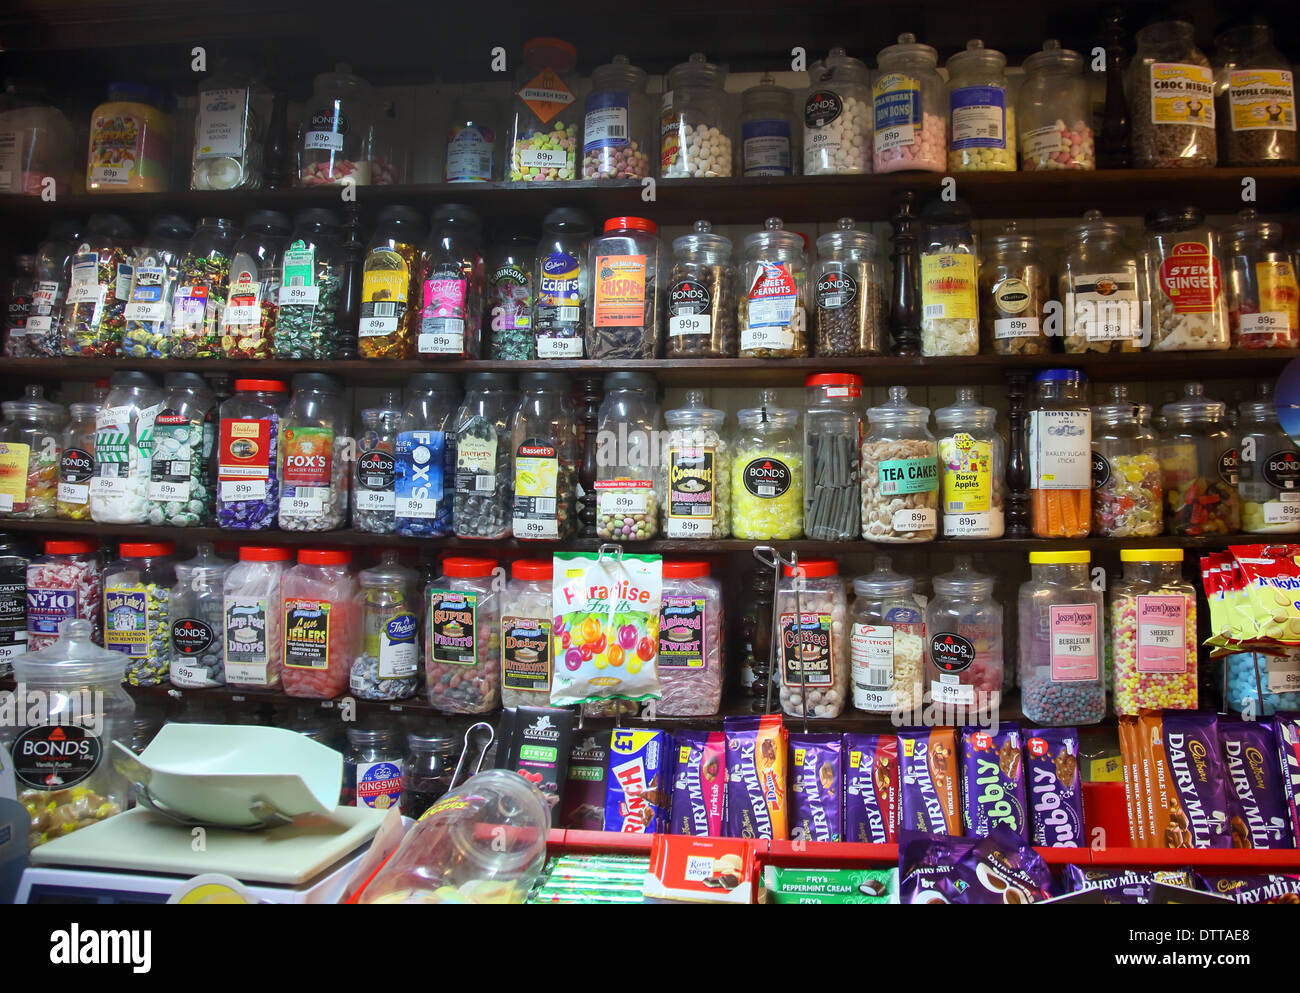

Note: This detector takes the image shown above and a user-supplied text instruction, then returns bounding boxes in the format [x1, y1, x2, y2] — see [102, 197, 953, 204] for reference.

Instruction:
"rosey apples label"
[14, 724, 102, 790]
[1158, 242, 1222, 314]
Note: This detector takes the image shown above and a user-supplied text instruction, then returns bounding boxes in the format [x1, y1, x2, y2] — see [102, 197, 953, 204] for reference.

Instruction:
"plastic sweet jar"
[1017, 40, 1094, 171]
[731, 389, 803, 540]
[277, 373, 349, 532]
[1128, 21, 1217, 169]
[587, 216, 660, 359]
[595, 372, 661, 541]
[532, 207, 592, 358]
[216, 378, 289, 530]
[739, 217, 808, 358]
[425, 556, 501, 714]
[861, 386, 938, 543]
[120, 213, 193, 359]
[486, 231, 536, 360]
[190, 60, 271, 191]
[666, 220, 739, 358]
[661, 390, 730, 539]
[298, 64, 374, 186]
[979, 222, 1050, 355]
[500, 558, 554, 709]
[25, 539, 101, 651]
[1158, 382, 1241, 536]
[872, 33, 946, 173]
[1110, 548, 1198, 715]
[359, 205, 425, 360]
[401, 733, 459, 819]
[0, 384, 65, 518]
[7, 619, 132, 848]
[919, 198, 979, 356]
[945, 40, 1015, 172]
[25, 219, 81, 357]
[660, 52, 733, 178]
[222, 545, 293, 691]
[350, 550, 420, 702]
[775, 559, 847, 719]
[60, 213, 136, 357]
[1090, 384, 1163, 538]
[510, 372, 577, 542]
[656, 560, 724, 717]
[168, 542, 232, 689]
[91, 370, 164, 526]
[803, 373, 863, 541]
[934, 388, 1006, 539]
[281, 548, 359, 700]
[1213, 23, 1297, 167]
[1017, 551, 1106, 726]
[508, 37, 580, 182]
[395, 372, 461, 538]
[1028, 369, 1092, 539]
[925, 556, 1002, 716]
[146, 371, 217, 534]
[804, 48, 872, 175]
[445, 94, 499, 183]
[86, 82, 173, 193]
[274, 208, 345, 359]
[583, 55, 651, 180]
[351, 391, 401, 535]
[1143, 207, 1230, 351]
[102, 541, 176, 688]
[814, 218, 886, 356]
[1059, 211, 1143, 353]
[0, 83, 75, 194]
[57, 401, 98, 521]
[740, 74, 796, 177]
[849, 556, 924, 716]
[453, 372, 517, 541]
[417, 203, 485, 360]
[168, 216, 236, 359]
[1238, 382, 1300, 534]
[220, 209, 291, 360]
[1223, 208, 1299, 349]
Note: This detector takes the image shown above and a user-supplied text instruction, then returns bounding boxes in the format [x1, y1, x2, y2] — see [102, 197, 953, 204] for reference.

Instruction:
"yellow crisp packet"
[1227, 545, 1300, 651]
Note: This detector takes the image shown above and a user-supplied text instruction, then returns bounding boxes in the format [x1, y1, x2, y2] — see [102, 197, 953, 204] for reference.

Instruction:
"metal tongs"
[753, 545, 809, 733]
[449, 721, 495, 792]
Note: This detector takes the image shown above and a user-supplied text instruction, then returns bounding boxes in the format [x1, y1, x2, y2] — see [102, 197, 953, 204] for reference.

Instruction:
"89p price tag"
[279, 285, 320, 307]
[219, 479, 266, 501]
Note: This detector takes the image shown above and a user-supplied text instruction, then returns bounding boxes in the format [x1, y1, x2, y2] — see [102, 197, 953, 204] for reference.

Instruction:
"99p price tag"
[669, 313, 712, 338]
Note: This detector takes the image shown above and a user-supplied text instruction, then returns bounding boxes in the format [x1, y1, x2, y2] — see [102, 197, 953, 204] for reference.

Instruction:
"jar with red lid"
[804, 373, 862, 541]
[281, 548, 359, 700]
[223, 544, 293, 691]
[500, 558, 553, 709]
[657, 560, 724, 716]
[507, 38, 580, 182]
[217, 378, 289, 530]
[102, 541, 176, 687]
[26, 539, 101, 650]
[775, 558, 848, 719]
[425, 556, 501, 714]
[586, 216, 661, 358]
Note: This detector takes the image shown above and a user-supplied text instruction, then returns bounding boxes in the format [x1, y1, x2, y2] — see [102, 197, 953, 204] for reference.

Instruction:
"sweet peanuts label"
[920, 253, 977, 320]
[284, 599, 330, 669]
[429, 589, 477, 665]
[1149, 63, 1215, 128]
[502, 615, 551, 691]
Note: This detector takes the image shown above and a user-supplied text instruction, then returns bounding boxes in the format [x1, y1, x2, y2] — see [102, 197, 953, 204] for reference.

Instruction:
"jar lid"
[511, 559, 553, 581]
[741, 73, 789, 100]
[376, 204, 426, 229]
[299, 549, 351, 566]
[1067, 209, 1127, 242]
[668, 52, 725, 90]
[852, 555, 914, 598]
[1, 384, 63, 422]
[175, 542, 231, 581]
[1226, 208, 1284, 245]
[406, 372, 461, 394]
[292, 207, 342, 230]
[291, 373, 342, 394]
[603, 371, 656, 392]
[408, 732, 458, 752]
[120, 542, 174, 558]
[946, 38, 1007, 74]
[737, 389, 798, 429]
[86, 212, 136, 241]
[592, 55, 647, 91]
[673, 219, 732, 260]
[822, 46, 870, 79]
[664, 389, 724, 429]
[1091, 384, 1140, 424]
[1161, 382, 1225, 424]
[464, 372, 516, 393]
[743, 216, 803, 256]
[242, 209, 292, 235]
[148, 214, 194, 241]
[68, 402, 100, 419]
[783, 558, 837, 578]
[522, 37, 577, 72]
[45, 539, 96, 555]
[1120, 548, 1183, 562]
[987, 219, 1037, 254]
[1144, 206, 1205, 232]
[110, 370, 162, 390]
[933, 556, 994, 596]
[664, 560, 710, 579]
[540, 207, 593, 235]
[1021, 39, 1083, 74]
[1029, 550, 1090, 565]
[1035, 368, 1086, 385]
[867, 385, 930, 426]
[604, 216, 656, 235]
[164, 371, 211, 393]
[346, 726, 397, 748]
[519, 371, 571, 392]
[234, 379, 288, 393]
[806, 372, 863, 393]
[360, 550, 417, 588]
[934, 387, 995, 429]
[239, 546, 293, 562]
[877, 32, 938, 68]
[442, 556, 497, 578]
[816, 217, 877, 256]
[14, 618, 126, 684]
[311, 63, 371, 94]
[432, 203, 482, 230]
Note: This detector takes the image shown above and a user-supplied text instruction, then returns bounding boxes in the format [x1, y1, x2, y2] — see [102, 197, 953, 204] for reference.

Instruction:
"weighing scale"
[17, 805, 388, 904]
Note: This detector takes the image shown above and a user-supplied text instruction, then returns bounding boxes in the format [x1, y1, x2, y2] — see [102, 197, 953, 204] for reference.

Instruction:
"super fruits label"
[429, 589, 477, 665]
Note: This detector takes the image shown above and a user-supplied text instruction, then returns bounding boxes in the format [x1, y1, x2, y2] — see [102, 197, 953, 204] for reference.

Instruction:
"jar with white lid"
[804, 48, 873, 175]
[849, 556, 924, 714]
[925, 556, 1002, 718]
[1238, 382, 1300, 534]
[657, 560, 724, 716]
[1060, 211, 1144, 353]
[500, 558, 553, 709]
[740, 74, 796, 177]
[776, 558, 847, 719]
[872, 33, 946, 173]
[1223, 208, 1299, 349]
[1143, 206, 1230, 351]
[946, 40, 1016, 172]
[661, 390, 730, 539]
[1017, 40, 1095, 170]
[861, 386, 938, 543]
[660, 53, 733, 178]
[1018, 550, 1106, 726]
[813, 217, 886, 356]
[919, 198, 979, 356]
[739, 217, 808, 358]
[935, 388, 1005, 539]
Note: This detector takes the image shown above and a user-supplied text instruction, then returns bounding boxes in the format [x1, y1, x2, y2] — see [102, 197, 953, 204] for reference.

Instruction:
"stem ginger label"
[1158, 242, 1221, 314]
[592, 255, 646, 327]
[1149, 63, 1215, 128]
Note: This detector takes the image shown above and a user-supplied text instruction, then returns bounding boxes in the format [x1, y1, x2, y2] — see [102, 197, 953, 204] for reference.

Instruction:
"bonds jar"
[731, 390, 802, 540]
[850, 556, 924, 715]
[359, 205, 425, 360]
[660, 53, 733, 178]
[934, 388, 1006, 539]
[1143, 206, 1229, 351]
[946, 40, 1015, 172]
[813, 218, 886, 356]
[657, 560, 724, 717]
[351, 391, 401, 535]
[919, 198, 978, 356]
[350, 550, 420, 702]
[1159, 382, 1240, 536]
[804, 48, 873, 175]
[1018, 551, 1106, 726]
[1090, 384, 1163, 538]
[500, 559, 554, 709]
[665, 220, 739, 358]
[1060, 211, 1143, 353]
[56, 401, 98, 521]
[926, 556, 1003, 718]
[508, 38, 580, 182]
[595, 372, 661, 541]
[1110, 548, 1197, 715]
[661, 390, 730, 539]
[1017, 40, 1095, 170]
[511, 372, 577, 542]
[1223, 208, 1299, 349]
[739, 217, 808, 358]
[740, 74, 796, 177]
[297, 64, 374, 186]
[776, 559, 848, 719]
[168, 542, 231, 689]
[872, 33, 947, 173]
[979, 222, 1050, 355]
[1028, 369, 1092, 539]
[804, 373, 863, 541]
[425, 556, 501, 715]
[1238, 382, 1300, 534]
[861, 386, 938, 543]
[583, 55, 652, 180]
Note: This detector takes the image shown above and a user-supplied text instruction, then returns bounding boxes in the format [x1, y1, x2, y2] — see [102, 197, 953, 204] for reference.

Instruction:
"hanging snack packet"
[843, 732, 898, 844]
[724, 714, 789, 841]
[1225, 544, 1300, 651]
[670, 730, 726, 837]
[551, 549, 662, 707]
[789, 732, 843, 842]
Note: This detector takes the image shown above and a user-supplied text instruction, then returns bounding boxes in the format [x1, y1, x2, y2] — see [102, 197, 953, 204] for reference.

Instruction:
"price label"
[514, 517, 558, 539]
[740, 326, 795, 351]
[67, 283, 101, 304]
[286, 494, 326, 516]
[520, 148, 568, 169]
[395, 495, 437, 518]
[57, 482, 89, 503]
[598, 490, 647, 515]
[219, 479, 266, 502]
[931, 679, 974, 705]
[666, 517, 709, 538]
[417, 331, 465, 354]
[357, 489, 396, 511]
[669, 314, 712, 337]
[278, 285, 320, 307]
[148, 479, 190, 502]
[1241, 311, 1291, 335]
[1084, 320, 1132, 341]
[892, 507, 936, 532]
[942, 511, 991, 537]
[223, 304, 261, 326]
[359, 317, 397, 337]
[1264, 500, 1300, 524]
[0, 494, 11, 512]
[90, 476, 123, 496]
[123, 301, 169, 322]
[994, 317, 1040, 339]
[25, 315, 52, 334]
[536, 337, 582, 358]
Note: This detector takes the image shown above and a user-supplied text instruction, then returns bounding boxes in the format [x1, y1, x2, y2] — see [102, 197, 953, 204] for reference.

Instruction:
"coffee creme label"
[502, 614, 552, 691]
[780, 610, 833, 687]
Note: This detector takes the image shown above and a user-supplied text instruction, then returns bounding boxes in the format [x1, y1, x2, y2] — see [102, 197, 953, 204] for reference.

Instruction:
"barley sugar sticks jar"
[1028, 369, 1091, 538]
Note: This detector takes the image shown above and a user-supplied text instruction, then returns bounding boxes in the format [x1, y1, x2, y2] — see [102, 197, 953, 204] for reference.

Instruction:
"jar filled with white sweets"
[776, 558, 848, 719]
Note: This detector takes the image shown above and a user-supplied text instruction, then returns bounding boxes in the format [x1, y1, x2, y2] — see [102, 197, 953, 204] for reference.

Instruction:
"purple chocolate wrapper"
[1273, 714, 1300, 848]
[1065, 866, 1195, 904]
[670, 730, 727, 837]
[1196, 873, 1300, 904]
[843, 733, 898, 845]
[898, 831, 976, 905]
[724, 715, 785, 840]
[1025, 727, 1086, 848]
[1162, 712, 1231, 849]
[898, 727, 960, 836]
[899, 827, 1053, 904]
[604, 728, 671, 833]
[1221, 719, 1293, 850]
[789, 733, 842, 842]
[960, 724, 1028, 840]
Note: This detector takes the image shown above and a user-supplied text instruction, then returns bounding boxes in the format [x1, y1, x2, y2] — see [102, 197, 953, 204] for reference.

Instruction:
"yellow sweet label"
[1089, 755, 1124, 783]
[939, 434, 991, 513]
[1149, 63, 1215, 128]
[362, 264, 409, 305]
[1256, 260, 1299, 331]
[0, 442, 31, 509]
[920, 253, 977, 321]
[1228, 69, 1296, 132]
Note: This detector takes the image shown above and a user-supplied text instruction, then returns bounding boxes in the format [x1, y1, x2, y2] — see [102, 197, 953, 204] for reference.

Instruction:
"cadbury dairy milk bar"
[1160, 712, 1231, 849]
[843, 733, 897, 844]
[724, 715, 788, 841]
[1220, 719, 1292, 849]
[898, 727, 961, 836]
[1197, 873, 1300, 904]
[1273, 714, 1300, 847]
[670, 730, 726, 837]
[604, 728, 671, 833]
[789, 732, 842, 842]
[1025, 727, 1085, 847]
[960, 724, 1028, 839]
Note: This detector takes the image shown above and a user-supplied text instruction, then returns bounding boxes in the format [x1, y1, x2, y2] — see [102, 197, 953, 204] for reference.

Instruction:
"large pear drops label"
[13, 724, 102, 790]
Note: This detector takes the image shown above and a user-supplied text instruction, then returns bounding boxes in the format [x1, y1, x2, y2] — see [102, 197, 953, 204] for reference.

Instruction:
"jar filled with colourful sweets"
[103, 541, 176, 688]
[281, 548, 360, 700]
[595, 372, 661, 541]
[731, 390, 803, 540]
[660, 52, 734, 178]
[1110, 548, 1197, 715]
[167, 216, 237, 359]
[946, 40, 1016, 172]
[508, 38, 580, 182]
[934, 388, 1005, 539]
[120, 213, 193, 359]
[1223, 208, 1299, 350]
[1018, 551, 1106, 726]
[25, 219, 81, 357]
[583, 55, 652, 180]
[297, 64, 374, 186]
[359, 205, 425, 360]
[1238, 382, 1300, 534]
[60, 213, 136, 357]
[1017, 40, 1095, 170]
[0, 384, 65, 519]
[425, 556, 501, 715]
[56, 402, 98, 521]
[1158, 382, 1240, 536]
[220, 210, 291, 359]
[1090, 384, 1163, 537]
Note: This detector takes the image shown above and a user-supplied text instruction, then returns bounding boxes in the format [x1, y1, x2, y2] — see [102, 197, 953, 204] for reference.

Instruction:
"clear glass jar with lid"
[813, 217, 886, 355]
[849, 555, 924, 715]
[165, 216, 236, 359]
[277, 372, 349, 532]
[7, 619, 132, 847]
[935, 388, 1006, 539]
[945, 40, 1015, 172]
[776, 558, 847, 719]
[297, 63, 375, 186]
[0, 82, 75, 196]
[1090, 384, 1163, 537]
[281, 548, 360, 700]
[57, 400, 98, 521]
[486, 231, 536, 359]
[510, 371, 577, 542]
[103, 541, 176, 687]
[417, 203, 484, 360]
[60, 212, 136, 357]
[587, 216, 660, 359]
[190, 59, 271, 191]
[1060, 210, 1144, 353]
[342, 726, 403, 809]
[666, 220, 739, 358]
[861, 385, 938, 543]
[351, 391, 402, 535]
[1223, 208, 1299, 349]
[731, 389, 802, 540]
[1213, 23, 1297, 167]
[919, 197, 978, 356]
[121, 213, 193, 359]
[804, 48, 873, 175]
[804, 373, 862, 540]
[216, 378, 289, 530]
[358, 205, 425, 360]
[660, 52, 733, 178]
[0, 383, 65, 518]
[532, 207, 591, 358]
[0, 533, 27, 677]
[349, 549, 420, 701]
[1143, 207, 1230, 351]
[1017, 40, 1095, 171]
[274, 208, 345, 359]
[92, 370, 164, 525]
[740, 74, 796, 177]
[872, 33, 946, 173]
[1029, 369, 1092, 538]
[1129, 21, 1217, 168]
[1110, 548, 1198, 714]
[394, 372, 460, 538]
[595, 371, 661, 541]
[926, 556, 1002, 718]
[739, 217, 808, 358]
[444, 94, 499, 183]
[583, 55, 652, 180]
[1159, 382, 1241, 535]
[4, 253, 35, 357]
[1017, 550, 1106, 727]
[1238, 382, 1300, 534]
[978, 221, 1050, 355]
[500, 558, 554, 709]
[507, 37, 580, 182]
[26, 219, 80, 357]
[425, 556, 501, 714]
[146, 371, 215, 529]
[168, 541, 231, 689]
[220, 209, 291, 359]
[661, 390, 730, 539]
[401, 732, 459, 819]
[453, 372, 518, 541]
